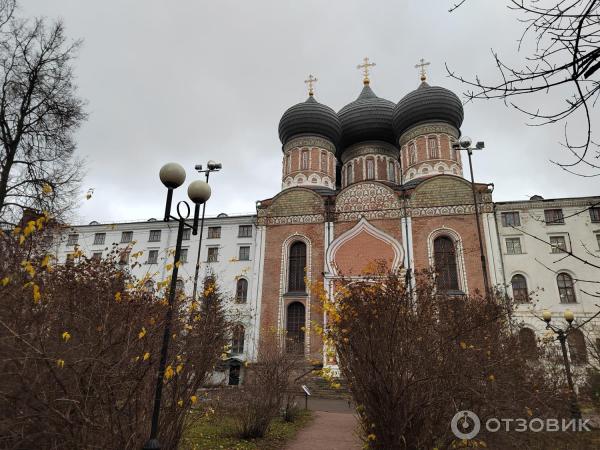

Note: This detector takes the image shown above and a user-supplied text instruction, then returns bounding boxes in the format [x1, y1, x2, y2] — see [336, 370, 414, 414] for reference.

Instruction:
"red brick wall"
[411, 214, 487, 294]
[259, 222, 325, 359]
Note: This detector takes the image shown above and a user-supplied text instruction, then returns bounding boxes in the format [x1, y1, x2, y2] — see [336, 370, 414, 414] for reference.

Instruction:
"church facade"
[54, 61, 600, 380]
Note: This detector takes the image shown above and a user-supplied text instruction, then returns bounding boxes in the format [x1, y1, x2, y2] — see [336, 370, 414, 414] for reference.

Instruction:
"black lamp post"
[191, 160, 222, 302]
[542, 309, 582, 420]
[143, 162, 211, 450]
[453, 137, 491, 297]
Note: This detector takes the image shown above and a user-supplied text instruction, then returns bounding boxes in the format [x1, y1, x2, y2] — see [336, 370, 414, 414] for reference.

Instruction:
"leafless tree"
[0, 0, 86, 227]
[448, 0, 600, 176]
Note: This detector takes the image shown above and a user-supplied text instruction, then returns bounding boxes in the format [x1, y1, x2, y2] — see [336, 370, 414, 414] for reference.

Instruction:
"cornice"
[341, 141, 399, 163]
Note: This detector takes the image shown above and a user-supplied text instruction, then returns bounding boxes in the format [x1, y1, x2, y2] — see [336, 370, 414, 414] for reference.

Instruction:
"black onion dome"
[338, 84, 396, 149]
[393, 81, 464, 138]
[278, 96, 342, 147]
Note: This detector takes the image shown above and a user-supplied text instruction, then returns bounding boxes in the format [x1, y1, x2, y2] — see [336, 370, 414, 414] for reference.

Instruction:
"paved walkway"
[286, 399, 361, 450]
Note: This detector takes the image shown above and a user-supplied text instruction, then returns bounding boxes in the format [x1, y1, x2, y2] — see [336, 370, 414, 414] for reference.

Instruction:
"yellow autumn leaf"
[42, 183, 53, 195]
[23, 221, 36, 237]
[165, 263, 173, 271]
[114, 292, 122, 302]
[1, 277, 9, 286]
[177, 399, 183, 407]
[164, 365, 175, 380]
[62, 331, 71, 342]
[41, 254, 51, 269]
[143, 352, 150, 361]
[56, 359, 65, 368]
[459, 341, 467, 349]
[19, 235, 25, 245]
[176, 364, 183, 374]
[138, 327, 147, 339]
[32, 284, 41, 303]
[488, 374, 495, 382]
[190, 395, 198, 405]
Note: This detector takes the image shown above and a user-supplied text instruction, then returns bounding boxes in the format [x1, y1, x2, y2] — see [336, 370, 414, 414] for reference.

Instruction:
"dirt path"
[285, 410, 361, 450]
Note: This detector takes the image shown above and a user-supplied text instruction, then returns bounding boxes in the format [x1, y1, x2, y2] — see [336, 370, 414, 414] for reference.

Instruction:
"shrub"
[316, 265, 569, 449]
[0, 226, 229, 449]
[232, 330, 304, 438]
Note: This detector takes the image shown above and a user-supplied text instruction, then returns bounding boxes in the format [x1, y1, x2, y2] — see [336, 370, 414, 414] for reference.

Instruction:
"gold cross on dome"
[415, 58, 431, 82]
[357, 57, 376, 84]
[304, 74, 318, 96]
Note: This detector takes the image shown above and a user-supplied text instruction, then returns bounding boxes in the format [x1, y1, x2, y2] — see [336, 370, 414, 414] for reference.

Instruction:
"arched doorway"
[286, 302, 306, 354]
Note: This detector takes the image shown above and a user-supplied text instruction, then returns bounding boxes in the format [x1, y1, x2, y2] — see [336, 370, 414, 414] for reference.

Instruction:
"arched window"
[366, 158, 375, 180]
[557, 273, 576, 303]
[347, 162, 353, 184]
[433, 236, 459, 291]
[236, 278, 248, 303]
[388, 161, 395, 182]
[428, 136, 439, 158]
[301, 150, 309, 170]
[567, 329, 587, 364]
[321, 151, 327, 172]
[286, 302, 306, 354]
[409, 143, 417, 165]
[511, 275, 529, 303]
[231, 324, 245, 354]
[519, 328, 537, 360]
[288, 241, 307, 293]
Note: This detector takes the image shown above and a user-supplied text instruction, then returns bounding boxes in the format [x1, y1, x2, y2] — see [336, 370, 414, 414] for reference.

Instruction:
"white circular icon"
[451, 410, 481, 440]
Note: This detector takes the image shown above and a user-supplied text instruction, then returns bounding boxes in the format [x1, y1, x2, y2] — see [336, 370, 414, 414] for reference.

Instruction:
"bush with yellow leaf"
[0, 231, 230, 450]
[316, 264, 570, 449]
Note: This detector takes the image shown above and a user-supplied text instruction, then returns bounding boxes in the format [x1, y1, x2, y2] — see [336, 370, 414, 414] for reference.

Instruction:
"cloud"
[20, 0, 599, 223]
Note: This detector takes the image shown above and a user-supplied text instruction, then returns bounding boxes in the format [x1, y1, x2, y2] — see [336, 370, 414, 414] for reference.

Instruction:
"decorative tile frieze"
[283, 136, 336, 154]
[399, 122, 459, 147]
[258, 214, 324, 226]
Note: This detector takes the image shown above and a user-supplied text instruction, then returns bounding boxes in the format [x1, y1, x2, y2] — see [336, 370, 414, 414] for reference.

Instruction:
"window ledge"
[284, 292, 308, 297]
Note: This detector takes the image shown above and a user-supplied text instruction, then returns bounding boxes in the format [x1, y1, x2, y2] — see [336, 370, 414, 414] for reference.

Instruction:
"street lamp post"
[191, 161, 222, 302]
[143, 163, 211, 450]
[453, 137, 491, 297]
[542, 309, 582, 420]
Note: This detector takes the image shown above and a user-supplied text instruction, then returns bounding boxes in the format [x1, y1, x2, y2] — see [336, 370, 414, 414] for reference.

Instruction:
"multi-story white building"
[485, 195, 600, 366]
[53, 213, 262, 384]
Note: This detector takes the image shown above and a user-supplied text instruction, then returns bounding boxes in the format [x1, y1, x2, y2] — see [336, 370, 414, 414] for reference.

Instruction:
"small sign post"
[301, 384, 311, 410]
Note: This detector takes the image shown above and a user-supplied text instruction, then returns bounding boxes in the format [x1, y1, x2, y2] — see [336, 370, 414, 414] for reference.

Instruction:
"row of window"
[501, 206, 600, 227]
[66, 225, 253, 246]
[510, 272, 577, 304]
[519, 327, 587, 364]
[405, 136, 460, 166]
[143, 277, 250, 304]
[505, 233, 600, 255]
[69, 245, 252, 266]
[285, 149, 331, 175]
[343, 159, 397, 185]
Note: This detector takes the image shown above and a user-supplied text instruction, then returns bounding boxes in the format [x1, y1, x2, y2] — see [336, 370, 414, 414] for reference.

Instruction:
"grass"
[179, 409, 313, 450]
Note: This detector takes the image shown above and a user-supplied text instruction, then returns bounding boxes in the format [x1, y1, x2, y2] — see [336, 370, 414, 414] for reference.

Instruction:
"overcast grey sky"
[21, 0, 599, 224]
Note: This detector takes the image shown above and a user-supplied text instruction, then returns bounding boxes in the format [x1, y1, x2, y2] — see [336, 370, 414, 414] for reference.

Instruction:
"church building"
[256, 59, 494, 364]
[55, 58, 600, 380]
